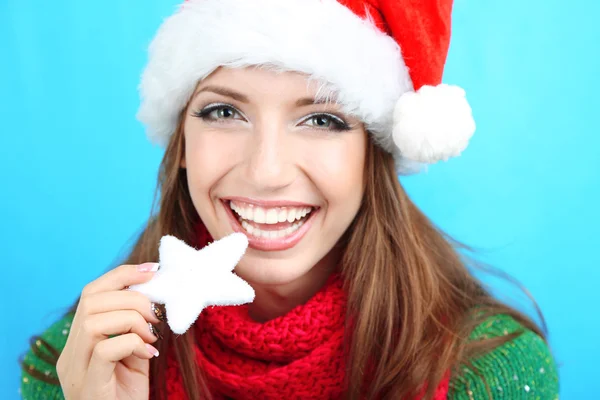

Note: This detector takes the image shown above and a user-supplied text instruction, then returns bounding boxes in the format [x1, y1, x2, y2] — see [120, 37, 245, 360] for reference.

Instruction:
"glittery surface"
[20, 314, 72, 399]
[20, 313, 559, 399]
[448, 314, 559, 399]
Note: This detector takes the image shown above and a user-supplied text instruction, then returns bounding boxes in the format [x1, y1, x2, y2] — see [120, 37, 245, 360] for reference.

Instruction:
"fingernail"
[148, 322, 164, 340]
[151, 303, 167, 322]
[138, 262, 159, 272]
[146, 343, 159, 357]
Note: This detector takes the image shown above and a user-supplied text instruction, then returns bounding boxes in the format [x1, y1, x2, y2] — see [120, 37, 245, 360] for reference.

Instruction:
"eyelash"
[191, 103, 352, 132]
[191, 103, 241, 121]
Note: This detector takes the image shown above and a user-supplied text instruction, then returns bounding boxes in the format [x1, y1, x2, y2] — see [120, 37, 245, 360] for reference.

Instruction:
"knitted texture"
[19, 227, 559, 399]
[164, 221, 449, 399]
[165, 273, 450, 400]
[448, 314, 559, 399]
[19, 310, 560, 400]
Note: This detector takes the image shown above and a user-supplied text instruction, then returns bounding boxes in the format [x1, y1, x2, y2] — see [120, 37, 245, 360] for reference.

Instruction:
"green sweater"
[20, 313, 559, 399]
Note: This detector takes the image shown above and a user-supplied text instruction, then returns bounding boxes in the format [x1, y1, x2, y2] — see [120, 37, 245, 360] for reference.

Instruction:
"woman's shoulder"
[20, 312, 74, 399]
[448, 313, 560, 400]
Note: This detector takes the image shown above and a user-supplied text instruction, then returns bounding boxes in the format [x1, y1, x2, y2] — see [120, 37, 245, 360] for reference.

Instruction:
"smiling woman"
[182, 68, 366, 286]
[20, 0, 558, 399]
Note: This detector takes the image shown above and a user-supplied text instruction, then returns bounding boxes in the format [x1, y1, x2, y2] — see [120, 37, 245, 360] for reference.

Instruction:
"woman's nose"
[244, 125, 296, 192]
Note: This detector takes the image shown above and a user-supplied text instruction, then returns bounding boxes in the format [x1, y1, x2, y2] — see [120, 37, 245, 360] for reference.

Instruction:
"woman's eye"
[303, 114, 350, 131]
[311, 115, 332, 127]
[193, 104, 242, 122]
[213, 106, 236, 119]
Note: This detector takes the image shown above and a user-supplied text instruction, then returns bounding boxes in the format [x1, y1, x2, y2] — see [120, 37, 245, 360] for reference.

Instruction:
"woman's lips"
[222, 200, 318, 251]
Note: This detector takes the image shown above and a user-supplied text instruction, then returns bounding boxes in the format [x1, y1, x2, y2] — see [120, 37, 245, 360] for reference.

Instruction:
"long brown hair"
[23, 108, 546, 400]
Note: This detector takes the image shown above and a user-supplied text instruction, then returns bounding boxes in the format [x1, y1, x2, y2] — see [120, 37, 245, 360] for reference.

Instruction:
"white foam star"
[129, 232, 254, 334]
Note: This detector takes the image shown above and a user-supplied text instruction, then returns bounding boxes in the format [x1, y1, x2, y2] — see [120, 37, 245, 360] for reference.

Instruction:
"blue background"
[1, 0, 598, 398]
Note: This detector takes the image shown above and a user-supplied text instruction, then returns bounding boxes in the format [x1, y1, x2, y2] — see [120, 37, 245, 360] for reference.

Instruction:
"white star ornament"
[129, 232, 254, 334]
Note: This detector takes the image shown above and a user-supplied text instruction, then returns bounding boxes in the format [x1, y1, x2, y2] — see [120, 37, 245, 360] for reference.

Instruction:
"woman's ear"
[180, 157, 186, 169]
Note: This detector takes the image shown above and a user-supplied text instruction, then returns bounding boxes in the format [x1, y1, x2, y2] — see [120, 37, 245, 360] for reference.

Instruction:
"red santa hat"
[137, 0, 476, 174]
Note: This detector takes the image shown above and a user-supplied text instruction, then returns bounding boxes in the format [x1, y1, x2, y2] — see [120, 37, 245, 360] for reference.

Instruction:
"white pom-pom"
[392, 84, 476, 164]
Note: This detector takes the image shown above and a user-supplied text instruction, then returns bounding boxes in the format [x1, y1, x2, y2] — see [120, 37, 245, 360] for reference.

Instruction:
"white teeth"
[254, 208, 266, 224]
[265, 209, 278, 224]
[278, 209, 287, 223]
[241, 220, 254, 235]
[238, 219, 304, 238]
[286, 209, 297, 223]
[230, 201, 313, 225]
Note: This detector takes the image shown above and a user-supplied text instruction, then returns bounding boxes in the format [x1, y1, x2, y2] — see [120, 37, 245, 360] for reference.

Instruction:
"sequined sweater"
[20, 313, 559, 399]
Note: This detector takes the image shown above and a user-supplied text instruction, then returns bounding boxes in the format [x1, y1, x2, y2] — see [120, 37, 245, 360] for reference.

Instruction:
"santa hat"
[137, 0, 476, 174]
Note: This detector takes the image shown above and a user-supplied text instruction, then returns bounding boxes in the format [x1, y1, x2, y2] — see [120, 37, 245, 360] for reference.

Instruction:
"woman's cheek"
[308, 138, 365, 190]
[187, 130, 246, 172]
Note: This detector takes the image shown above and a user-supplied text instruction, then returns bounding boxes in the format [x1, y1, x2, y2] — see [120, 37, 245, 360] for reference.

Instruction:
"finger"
[77, 290, 163, 324]
[82, 263, 159, 295]
[70, 310, 161, 377]
[62, 264, 158, 385]
[87, 333, 157, 387]
[82, 310, 160, 344]
[121, 352, 152, 374]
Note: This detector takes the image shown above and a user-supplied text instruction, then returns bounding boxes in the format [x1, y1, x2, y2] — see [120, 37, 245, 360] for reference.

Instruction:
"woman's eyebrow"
[295, 97, 332, 107]
[192, 85, 336, 107]
[193, 85, 249, 103]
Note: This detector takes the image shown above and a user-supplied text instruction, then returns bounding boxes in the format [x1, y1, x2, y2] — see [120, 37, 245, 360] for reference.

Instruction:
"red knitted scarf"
[164, 222, 450, 399]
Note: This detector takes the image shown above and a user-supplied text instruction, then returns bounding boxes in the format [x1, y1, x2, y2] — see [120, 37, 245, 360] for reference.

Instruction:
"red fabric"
[335, 0, 454, 91]
[164, 222, 450, 399]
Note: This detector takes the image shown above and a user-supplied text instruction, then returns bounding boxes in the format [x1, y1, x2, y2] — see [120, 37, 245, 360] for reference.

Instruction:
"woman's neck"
[247, 249, 341, 322]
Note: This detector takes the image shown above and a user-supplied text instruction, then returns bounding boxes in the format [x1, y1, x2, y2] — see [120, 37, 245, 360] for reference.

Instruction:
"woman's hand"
[57, 263, 164, 400]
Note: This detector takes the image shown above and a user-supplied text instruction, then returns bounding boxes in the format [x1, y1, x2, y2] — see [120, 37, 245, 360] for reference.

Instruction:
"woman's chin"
[234, 258, 313, 286]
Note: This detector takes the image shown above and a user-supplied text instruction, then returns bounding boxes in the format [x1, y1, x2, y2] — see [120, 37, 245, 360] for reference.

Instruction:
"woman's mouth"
[222, 199, 318, 251]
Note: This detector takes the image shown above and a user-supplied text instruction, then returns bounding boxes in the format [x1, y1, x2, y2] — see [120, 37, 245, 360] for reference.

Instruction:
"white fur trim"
[137, 0, 411, 152]
[392, 84, 476, 164]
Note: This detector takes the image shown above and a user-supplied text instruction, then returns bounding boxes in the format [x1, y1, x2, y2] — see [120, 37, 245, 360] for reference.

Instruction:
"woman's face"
[181, 67, 366, 285]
